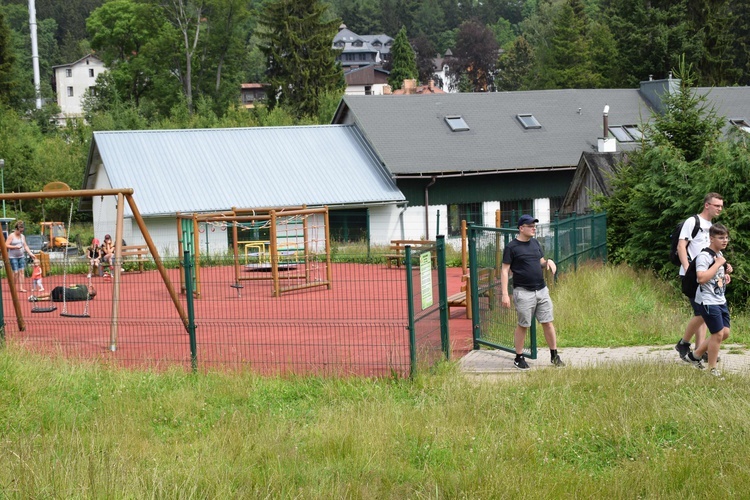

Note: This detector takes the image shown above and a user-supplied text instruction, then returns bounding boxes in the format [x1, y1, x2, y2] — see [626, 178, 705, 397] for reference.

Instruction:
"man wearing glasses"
[500, 214, 565, 370]
[675, 193, 727, 366]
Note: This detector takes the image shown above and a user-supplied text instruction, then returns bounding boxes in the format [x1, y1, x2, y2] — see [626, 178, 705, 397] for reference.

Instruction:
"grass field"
[1, 263, 749, 497]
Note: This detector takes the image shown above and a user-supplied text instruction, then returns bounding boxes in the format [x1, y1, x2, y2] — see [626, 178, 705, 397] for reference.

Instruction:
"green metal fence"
[469, 212, 607, 358]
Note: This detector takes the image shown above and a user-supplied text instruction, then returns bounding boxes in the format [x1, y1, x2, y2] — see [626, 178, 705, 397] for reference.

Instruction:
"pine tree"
[388, 26, 418, 90]
[258, 0, 344, 118]
[496, 35, 535, 91]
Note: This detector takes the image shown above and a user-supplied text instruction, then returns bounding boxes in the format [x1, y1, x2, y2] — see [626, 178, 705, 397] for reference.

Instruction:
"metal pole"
[0, 159, 5, 218]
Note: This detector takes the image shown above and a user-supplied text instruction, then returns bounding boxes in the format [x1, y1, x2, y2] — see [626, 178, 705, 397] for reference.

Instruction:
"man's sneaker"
[710, 368, 723, 378]
[675, 341, 691, 361]
[551, 354, 565, 367]
[701, 352, 721, 363]
[686, 352, 705, 370]
[514, 356, 530, 370]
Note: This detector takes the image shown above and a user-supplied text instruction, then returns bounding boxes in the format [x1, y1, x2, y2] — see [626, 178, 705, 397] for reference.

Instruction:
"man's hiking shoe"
[710, 368, 723, 378]
[514, 357, 530, 370]
[675, 342, 691, 361]
[551, 354, 565, 367]
[701, 352, 720, 363]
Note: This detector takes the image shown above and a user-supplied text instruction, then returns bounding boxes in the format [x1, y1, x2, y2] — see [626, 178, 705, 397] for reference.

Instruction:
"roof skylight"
[517, 114, 541, 129]
[730, 119, 750, 133]
[445, 116, 470, 132]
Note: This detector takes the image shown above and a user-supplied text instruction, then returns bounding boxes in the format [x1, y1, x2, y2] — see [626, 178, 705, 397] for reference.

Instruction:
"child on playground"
[31, 258, 44, 292]
[87, 238, 102, 278]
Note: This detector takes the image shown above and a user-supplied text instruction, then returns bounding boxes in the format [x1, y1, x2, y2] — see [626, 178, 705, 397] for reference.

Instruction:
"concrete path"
[460, 344, 750, 376]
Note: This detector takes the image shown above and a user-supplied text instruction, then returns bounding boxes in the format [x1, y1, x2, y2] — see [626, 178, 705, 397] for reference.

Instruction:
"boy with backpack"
[674, 193, 725, 364]
[685, 223, 731, 377]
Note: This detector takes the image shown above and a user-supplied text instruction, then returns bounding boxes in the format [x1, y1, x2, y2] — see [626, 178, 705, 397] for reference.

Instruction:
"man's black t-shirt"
[502, 238, 546, 291]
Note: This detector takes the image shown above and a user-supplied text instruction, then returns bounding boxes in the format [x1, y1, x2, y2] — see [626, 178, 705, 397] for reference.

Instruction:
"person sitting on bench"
[87, 238, 102, 278]
[101, 234, 115, 272]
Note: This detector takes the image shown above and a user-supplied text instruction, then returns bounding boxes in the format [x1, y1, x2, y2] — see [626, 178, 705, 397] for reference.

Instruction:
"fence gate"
[404, 236, 449, 377]
[468, 225, 538, 359]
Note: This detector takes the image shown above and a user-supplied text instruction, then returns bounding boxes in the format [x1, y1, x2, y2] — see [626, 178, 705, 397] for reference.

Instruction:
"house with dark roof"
[82, 126, 405, 254]
[333, 25, 393, 70]
[344, 65, 390, 96]
[332, 78, 750, 241]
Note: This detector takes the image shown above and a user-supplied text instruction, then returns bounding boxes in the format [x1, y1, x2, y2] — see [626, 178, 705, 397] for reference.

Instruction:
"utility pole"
[28, 0, 42, 109]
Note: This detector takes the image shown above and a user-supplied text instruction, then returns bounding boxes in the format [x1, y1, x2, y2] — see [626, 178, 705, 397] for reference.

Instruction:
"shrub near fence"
[0, 240, 468, 378]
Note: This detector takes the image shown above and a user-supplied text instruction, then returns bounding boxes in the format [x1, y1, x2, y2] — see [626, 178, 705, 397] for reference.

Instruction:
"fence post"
[405, 245, 417, 378]
[184, 251, 198, 373]
[468, 225, 480, 350]
[436, 236, 450, 360]
[0, 275, 4, 346]
[590, 212, 595, 261]
[572, 212, 578, 271]
[553, 212, 560, 281]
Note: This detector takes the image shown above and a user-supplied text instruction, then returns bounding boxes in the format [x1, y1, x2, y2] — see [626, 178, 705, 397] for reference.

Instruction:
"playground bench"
[118, 245, 150, 273]
[447, 268, 495, 319]
[385, 240, 436, 269]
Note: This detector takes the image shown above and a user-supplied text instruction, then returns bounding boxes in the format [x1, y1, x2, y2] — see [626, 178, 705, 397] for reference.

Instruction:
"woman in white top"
[6, 221, 35, 292]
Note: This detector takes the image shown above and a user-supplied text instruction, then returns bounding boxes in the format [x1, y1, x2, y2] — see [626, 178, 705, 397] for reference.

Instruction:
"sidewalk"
[459, 344, 750, 375]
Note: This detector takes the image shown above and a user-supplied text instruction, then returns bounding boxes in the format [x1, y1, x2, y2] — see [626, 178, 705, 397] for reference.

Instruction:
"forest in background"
[1, 0, 749, 122]
[1, 0, 750, 248]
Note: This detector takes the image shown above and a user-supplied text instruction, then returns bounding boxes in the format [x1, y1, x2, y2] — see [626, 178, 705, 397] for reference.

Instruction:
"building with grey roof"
[332, 78, 750, 240]
[333, 25, 393, 70]
[82, 125, 405, 255]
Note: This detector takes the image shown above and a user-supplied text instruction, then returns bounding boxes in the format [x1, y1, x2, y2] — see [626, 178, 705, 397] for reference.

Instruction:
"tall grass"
[1, 345, 749, 497]
[2, 263, 750, 497]
[552, 262, 750, 347]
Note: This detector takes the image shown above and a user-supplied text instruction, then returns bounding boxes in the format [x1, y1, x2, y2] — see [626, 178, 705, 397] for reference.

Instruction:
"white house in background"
[432, 50, 456, 93]
[51, 54, 106, 123]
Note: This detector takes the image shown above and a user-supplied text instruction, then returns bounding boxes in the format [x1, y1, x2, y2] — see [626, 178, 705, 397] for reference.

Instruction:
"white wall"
[344, 83, 389, 96]
[55, 56, 106, 118]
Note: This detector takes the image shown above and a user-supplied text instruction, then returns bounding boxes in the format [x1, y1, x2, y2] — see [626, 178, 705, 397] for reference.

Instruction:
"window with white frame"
[67, 87, 74, 97]
[65, 69, 72, 77]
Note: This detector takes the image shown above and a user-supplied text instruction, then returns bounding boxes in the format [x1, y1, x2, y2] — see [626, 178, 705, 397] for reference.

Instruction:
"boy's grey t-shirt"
[695, 250, 726, 305]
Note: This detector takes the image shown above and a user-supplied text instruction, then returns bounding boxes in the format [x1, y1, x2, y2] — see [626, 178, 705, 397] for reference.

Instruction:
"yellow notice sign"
[420, 251, 433, 310]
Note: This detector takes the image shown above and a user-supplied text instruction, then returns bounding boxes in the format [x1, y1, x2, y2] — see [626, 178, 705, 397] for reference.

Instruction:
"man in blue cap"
[500, 214, 565, 370]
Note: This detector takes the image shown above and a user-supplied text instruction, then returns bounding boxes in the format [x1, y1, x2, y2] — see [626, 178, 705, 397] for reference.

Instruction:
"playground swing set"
[0, 183, 189, 351]
[176, 205, 332, 298]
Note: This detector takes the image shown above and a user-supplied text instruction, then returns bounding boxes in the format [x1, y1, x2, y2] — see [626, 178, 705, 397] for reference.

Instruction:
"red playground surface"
[3, 263, 474, 376]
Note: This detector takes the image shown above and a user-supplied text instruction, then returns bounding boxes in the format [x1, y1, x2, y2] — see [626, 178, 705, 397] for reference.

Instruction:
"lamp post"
[0, 159, 5, 218]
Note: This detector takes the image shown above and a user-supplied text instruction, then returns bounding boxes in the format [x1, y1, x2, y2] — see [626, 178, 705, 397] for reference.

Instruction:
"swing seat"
[60, 312, 91, 318]
[32, 306, 57, 313]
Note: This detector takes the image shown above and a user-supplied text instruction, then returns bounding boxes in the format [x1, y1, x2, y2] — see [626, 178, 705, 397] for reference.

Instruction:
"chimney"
[598, 104, 616, 152]
[383, 85, 392, 95]
[428, 79, 434, 91]
[403, 79, 416, 94]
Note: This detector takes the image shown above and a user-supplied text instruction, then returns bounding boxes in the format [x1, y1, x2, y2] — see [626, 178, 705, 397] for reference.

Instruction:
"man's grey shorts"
[513, 287, 554, 327]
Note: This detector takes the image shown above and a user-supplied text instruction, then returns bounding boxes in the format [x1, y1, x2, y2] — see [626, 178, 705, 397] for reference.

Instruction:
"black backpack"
[681, 247, 717, 299]
[669, 214, 701, 266]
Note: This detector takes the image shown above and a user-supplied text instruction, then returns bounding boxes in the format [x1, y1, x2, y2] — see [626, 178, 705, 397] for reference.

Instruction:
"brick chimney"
[403, 79, 417, 94]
